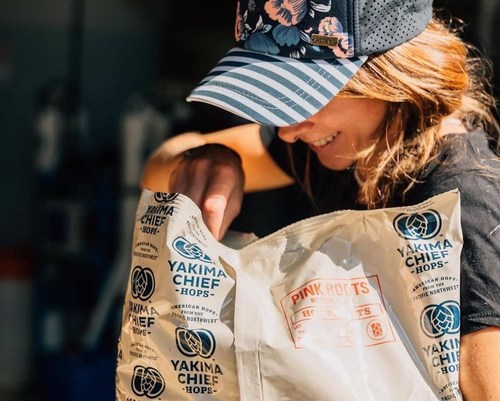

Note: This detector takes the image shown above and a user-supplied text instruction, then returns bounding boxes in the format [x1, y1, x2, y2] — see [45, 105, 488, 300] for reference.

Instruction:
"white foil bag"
[116, 190, 463, 401]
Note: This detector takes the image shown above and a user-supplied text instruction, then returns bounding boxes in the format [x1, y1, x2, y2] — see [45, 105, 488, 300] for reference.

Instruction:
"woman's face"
[278, 97, 389, 170]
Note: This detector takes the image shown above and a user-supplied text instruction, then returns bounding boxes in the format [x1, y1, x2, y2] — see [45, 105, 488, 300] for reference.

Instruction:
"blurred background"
[0, 1, 498, 400]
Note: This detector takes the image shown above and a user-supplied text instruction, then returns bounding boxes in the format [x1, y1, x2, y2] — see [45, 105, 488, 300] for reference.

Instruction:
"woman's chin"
[317, 154, 355, 171]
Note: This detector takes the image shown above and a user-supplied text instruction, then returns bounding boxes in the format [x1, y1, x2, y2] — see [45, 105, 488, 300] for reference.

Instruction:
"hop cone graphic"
[431, 305, 455, 332]
[406, 214, 428, 238]
[185, 330, 204, 353]
[135, 275, 147, 294]
[186, 243, 204, 259]
[370, 322, 384, 338]
[143, 372, 158, 393]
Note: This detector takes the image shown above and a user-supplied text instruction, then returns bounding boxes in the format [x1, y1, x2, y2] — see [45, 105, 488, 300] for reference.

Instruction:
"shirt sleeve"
[406, 133, 500, 335]
[455, 171, 500, 334]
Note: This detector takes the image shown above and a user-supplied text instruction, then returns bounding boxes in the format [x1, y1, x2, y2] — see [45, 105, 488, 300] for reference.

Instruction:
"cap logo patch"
[311, 34, 339, 47]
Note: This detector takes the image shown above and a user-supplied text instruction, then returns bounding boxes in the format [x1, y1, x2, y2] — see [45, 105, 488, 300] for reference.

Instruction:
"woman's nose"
[278, 120, 313, 143]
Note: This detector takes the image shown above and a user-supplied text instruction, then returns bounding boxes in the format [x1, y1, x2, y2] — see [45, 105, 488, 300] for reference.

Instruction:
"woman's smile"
[278, 97, 389, 170]
[309, 132, 341, 148]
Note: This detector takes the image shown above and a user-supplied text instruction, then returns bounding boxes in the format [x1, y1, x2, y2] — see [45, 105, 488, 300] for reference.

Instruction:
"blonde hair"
[302, 17, 499, 209]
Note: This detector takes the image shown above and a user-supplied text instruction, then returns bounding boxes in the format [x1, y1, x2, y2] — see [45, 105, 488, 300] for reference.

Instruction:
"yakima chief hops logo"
[420, 300, 460, 339]
[176, 327, 216, 358]
[131, 365, 165, 398]
[131, 266, 155, 301]
[173, 236, 213, 264]
[393, 209, 442, 240]
[140, 194, 177, 235]
[168, 237, 227, 298]
[171, 327, 224, 395]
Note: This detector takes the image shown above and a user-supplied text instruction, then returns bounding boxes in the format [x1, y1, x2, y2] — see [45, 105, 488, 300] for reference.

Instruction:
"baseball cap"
[187, 0, 433, 127]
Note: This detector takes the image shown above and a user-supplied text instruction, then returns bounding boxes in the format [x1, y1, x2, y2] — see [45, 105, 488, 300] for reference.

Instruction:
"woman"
[142, 1, 500, 399]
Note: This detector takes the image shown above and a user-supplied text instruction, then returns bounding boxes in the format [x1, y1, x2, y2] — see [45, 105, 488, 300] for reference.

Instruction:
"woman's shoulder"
[439, 130, 499, 165]
[424, 130, 499, 178]
[402, 130, 499, 205]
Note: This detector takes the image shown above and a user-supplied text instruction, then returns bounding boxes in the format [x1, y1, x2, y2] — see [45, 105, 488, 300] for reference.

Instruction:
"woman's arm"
[140, 123, 294, 239]
[460, 326, 500, 401]
[141, 123, 293, 193]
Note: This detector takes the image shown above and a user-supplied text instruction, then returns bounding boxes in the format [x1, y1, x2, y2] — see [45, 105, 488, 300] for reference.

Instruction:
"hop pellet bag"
[116, 189, 464, 401]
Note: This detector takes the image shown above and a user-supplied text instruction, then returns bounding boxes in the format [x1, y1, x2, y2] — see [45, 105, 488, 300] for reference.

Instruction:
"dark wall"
[0, 0, 167, 247]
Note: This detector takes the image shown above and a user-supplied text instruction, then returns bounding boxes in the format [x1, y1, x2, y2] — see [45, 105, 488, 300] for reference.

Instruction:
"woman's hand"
[141, 124, 294, 240]
[170, 144, 245, 240]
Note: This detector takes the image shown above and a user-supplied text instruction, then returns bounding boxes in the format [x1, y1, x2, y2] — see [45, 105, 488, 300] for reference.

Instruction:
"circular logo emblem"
[154, 192, 178, 203]
[366, 319, 388, 340]
[420, 300, 460, 338]
[175, 327, 216, 358]
[131, 365, 165, 398]
[393, 209, 442, 240]
[131, 266, 155, 301]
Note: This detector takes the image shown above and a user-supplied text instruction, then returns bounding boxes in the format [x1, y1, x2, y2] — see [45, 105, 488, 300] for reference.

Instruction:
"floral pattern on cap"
[234, 0, 355, 59]
[265, 0, 308, 26]
[318, 16, 354, 57]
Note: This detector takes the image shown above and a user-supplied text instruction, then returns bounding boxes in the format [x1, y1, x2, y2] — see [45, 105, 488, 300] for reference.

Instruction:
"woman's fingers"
[168, 146, 244, 240]
[168, 161, 189, 194]
[202, 164, 244, 240]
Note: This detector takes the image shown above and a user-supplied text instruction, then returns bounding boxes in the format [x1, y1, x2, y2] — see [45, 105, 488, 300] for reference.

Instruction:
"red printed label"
[280, 276, 395, 348]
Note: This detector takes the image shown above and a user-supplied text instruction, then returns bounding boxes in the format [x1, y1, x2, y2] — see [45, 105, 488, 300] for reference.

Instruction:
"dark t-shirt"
[263, 126, 500, 335]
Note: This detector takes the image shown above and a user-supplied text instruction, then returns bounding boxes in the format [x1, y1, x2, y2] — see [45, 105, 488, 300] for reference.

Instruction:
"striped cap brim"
[187, 47, 367, 127]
